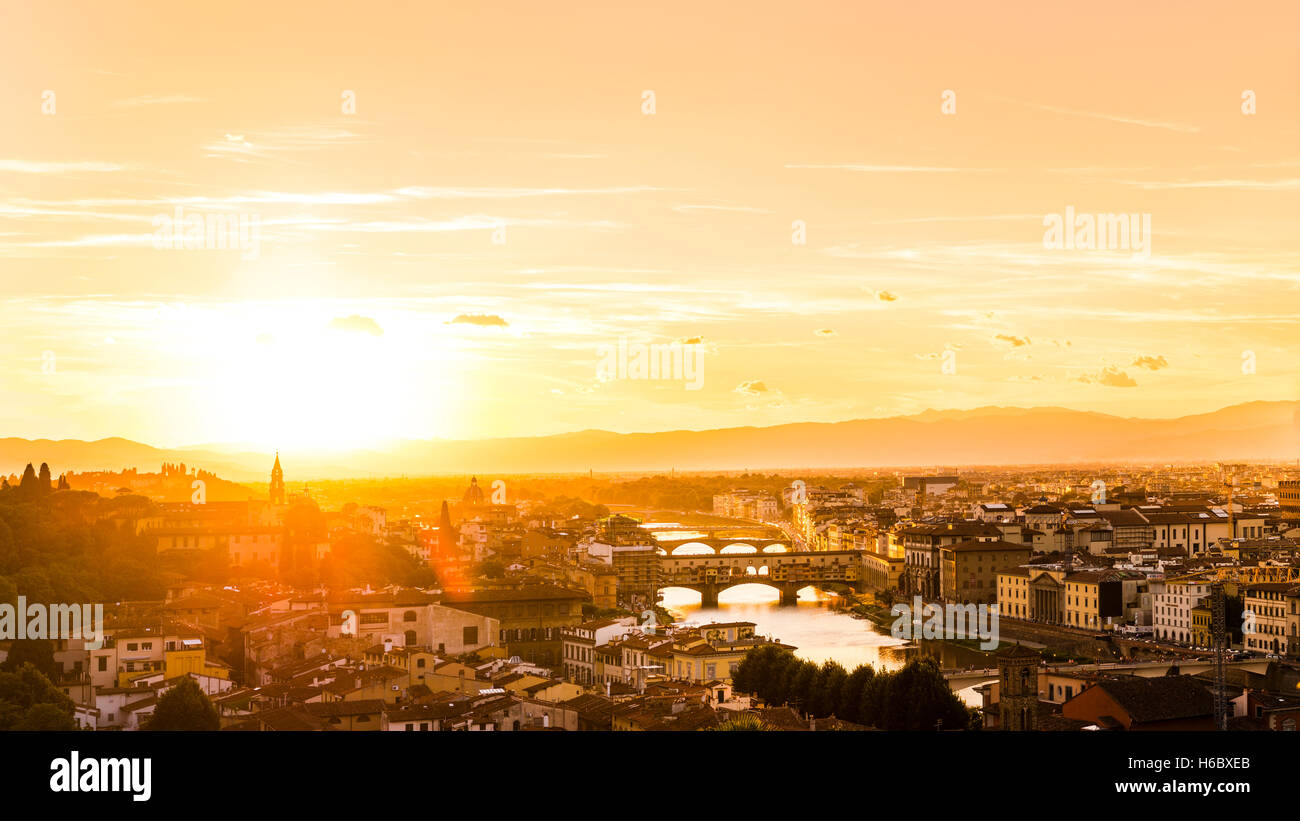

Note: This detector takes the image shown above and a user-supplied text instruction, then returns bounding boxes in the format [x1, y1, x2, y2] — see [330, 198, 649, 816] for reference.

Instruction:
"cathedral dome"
[463, 476, 485, 506]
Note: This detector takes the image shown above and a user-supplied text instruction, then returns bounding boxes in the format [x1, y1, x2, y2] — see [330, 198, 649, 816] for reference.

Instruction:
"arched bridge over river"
[659, 549, 866, 606]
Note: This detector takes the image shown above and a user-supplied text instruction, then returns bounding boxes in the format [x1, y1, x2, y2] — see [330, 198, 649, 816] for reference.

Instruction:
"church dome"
[463, 476, 485, 506]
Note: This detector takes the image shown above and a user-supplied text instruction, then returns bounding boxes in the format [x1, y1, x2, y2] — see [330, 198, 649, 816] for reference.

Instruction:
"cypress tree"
[19, 463, 36, 495]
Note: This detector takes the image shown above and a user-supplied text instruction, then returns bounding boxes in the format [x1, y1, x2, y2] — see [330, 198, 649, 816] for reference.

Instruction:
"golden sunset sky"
[2, 1, 1299, 452]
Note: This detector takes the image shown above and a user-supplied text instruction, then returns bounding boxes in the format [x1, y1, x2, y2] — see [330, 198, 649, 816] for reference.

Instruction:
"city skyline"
[5, 1, 1300, 801]
[4, 1, 1300, 454]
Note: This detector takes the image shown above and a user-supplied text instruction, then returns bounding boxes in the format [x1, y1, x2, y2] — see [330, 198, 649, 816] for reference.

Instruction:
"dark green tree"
[14, 702, 76, 730]
[0, 663, 77, 730]
[859, 669, 889, 727]
[882, 657, 970, 731]
[732, 644, 786, 696]
[0, 639, 60, 681]
[143, 678, 219, 731]
[790, 661, 818, 713]
[810, 660, 848, 717]
[18, 464, 37, 496]
[838, 664, 874, 723]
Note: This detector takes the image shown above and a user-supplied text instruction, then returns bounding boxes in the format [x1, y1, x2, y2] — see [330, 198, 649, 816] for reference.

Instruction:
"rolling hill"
[3, 401, 1297, 479]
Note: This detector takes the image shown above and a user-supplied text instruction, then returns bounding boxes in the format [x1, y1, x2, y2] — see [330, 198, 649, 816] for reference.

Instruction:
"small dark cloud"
[734, 380, 769, 395]
[328, 315, 384, 336]
[994, 334, 1031, 348]
[678, 335, 705, 345]
[1131, 355, 1168, 371]
[814, 328, 837, 337]
[449, 313, 508, 327]
[1076, 366, 1137, 388]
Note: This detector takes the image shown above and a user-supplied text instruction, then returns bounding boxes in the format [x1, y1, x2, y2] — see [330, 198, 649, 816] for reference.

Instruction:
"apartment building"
[1061, 569, 1147, 630]
[440, 584, 589, 666]
[1151, 578, 1212, 643]
[88, 625, 230, 691]
[1289, 588, 1300, 660]
[938, 539, 1032, 604]
[560, 617, 636, 686]
[899, 521, 1004, 599]
[323, 593, 499, 655]
[1144, 509, 1231, 556]
[1242, 583, 1295, 655]
[713, 490, 780, 521]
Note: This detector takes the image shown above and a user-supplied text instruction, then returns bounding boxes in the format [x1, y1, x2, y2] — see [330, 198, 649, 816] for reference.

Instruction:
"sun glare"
[189, 303, 450, 452]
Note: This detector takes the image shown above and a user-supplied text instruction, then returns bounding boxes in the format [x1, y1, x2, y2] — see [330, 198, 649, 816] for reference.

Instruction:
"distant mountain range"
[4, 401, 1299, 481]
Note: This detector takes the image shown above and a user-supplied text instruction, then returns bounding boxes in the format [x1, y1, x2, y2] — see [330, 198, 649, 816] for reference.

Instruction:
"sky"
[2, 1, 1299, 452]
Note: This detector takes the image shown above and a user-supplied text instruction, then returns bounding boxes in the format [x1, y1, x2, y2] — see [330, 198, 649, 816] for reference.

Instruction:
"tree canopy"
[0, 662, 77, 730]
[143, 678, 220, 731]
[732, 646, 972, 730]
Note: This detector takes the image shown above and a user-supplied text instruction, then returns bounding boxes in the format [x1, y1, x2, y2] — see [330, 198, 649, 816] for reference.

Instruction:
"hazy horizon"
[3, 396, 1296, 451]
[2, 399, 1296, 480]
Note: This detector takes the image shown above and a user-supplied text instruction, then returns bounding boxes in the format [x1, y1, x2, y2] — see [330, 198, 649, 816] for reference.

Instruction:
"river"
[646, 524, 994, 705]
[660, 584, 993, 707]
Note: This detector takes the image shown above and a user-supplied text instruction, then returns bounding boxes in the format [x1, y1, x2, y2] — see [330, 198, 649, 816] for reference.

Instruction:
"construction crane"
[1210, 581, 1229, 731]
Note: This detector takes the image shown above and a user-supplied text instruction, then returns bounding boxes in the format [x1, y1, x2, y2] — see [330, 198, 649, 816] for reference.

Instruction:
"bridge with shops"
[654, 535, 794, 554]
[659, 549, 866, 606]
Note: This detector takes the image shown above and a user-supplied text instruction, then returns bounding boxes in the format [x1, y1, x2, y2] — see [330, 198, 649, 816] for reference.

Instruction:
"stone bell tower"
[997, 642, 1040, 731]
[269, 452, 286, 505]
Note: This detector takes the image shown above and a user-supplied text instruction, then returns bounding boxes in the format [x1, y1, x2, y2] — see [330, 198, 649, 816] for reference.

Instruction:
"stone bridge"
[655, 536, 793, 555]
[660, 549, 866, 606]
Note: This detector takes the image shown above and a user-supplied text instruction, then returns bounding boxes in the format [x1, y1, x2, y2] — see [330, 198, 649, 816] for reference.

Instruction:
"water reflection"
[660, 584, 994, 707]
[660, 584, 907, 671]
